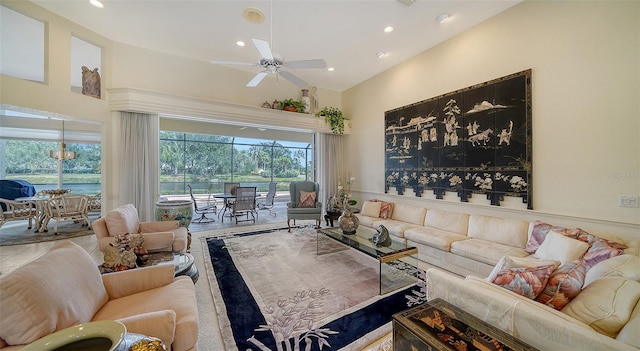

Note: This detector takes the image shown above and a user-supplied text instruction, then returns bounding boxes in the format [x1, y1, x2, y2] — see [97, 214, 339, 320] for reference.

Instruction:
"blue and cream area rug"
[202, 226, 426, 351]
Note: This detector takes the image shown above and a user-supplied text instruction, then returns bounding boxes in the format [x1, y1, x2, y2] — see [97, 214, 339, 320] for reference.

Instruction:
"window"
[159, 132, 313, 195]
[0, 5, 45, 82]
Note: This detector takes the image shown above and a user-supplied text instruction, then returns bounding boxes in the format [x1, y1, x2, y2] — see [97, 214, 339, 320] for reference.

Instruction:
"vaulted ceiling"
[33, 0, 522, 92]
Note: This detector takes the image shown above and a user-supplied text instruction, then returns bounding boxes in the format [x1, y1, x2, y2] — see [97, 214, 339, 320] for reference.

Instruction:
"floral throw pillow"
[535, 260, 588, 310]
[298, 191, 316, 208]
[491, 264, 556, 299]
[525, 221, 590, 254]
[582, 238, 627, 268]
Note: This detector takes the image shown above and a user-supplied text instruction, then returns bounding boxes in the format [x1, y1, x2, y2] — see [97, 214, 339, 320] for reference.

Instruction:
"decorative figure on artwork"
[81, 66, 101, 99]
[467, 121, 480, 135]
[499, 120, 514, 146]
[468, 128, 493, 146]
[403, 136, 411, 150]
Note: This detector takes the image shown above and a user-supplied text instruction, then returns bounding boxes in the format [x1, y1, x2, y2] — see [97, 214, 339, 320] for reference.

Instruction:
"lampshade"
[49, 120, 76, 160]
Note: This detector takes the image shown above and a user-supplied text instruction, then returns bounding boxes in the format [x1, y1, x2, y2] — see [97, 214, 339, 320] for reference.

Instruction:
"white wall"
[343, 1, 639, 231]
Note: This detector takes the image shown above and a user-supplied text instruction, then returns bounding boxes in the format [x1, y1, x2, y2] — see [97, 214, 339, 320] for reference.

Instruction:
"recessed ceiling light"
[236, 41, 245, 47]
[384, 26, 394, 33]
[376, 51, 386, 59]
[243, 7, 265, 24]
[437, 13, 450, 24]
[328, 67, 335, 72]
[89, 0, 104, 8]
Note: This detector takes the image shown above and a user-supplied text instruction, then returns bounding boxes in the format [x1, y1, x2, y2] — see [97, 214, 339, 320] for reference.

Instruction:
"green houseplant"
[280, 98, 306, 113]
[316, 106, 344, 135]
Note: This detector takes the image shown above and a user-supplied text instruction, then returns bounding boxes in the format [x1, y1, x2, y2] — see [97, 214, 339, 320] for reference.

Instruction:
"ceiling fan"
[210, 3, 326, 88]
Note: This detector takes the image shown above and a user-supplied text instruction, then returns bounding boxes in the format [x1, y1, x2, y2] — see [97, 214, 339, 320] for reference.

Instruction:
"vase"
[155, 200, 193, 229]
[301, 89, 311, 113]
[338, 197, 359, 235]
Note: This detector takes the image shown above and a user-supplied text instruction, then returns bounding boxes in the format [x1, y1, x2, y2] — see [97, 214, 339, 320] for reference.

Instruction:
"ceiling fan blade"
[252, 39, 273, 60]
[284, 59, 327, 69]
[279, 70, 308, 88]
[247, 71, 269, 87]
[210, 60, 256, 66]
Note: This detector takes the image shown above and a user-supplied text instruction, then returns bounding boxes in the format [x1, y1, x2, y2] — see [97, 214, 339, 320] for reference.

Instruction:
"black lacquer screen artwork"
[384, 70, 532, 209]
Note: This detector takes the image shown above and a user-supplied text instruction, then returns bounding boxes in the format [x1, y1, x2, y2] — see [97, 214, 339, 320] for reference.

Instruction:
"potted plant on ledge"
[280, 99, 307, 113]
[316, 106, 344, 135]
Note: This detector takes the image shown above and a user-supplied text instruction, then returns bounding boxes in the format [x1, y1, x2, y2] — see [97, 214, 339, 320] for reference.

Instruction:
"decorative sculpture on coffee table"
[371, 224, 392, 247]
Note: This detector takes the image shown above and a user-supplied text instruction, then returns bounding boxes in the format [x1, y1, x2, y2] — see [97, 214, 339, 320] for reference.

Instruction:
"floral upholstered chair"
[286, 181, 322, 232]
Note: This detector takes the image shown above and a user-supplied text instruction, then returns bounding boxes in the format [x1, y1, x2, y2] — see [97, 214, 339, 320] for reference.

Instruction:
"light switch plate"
[619, 195, 639, 208]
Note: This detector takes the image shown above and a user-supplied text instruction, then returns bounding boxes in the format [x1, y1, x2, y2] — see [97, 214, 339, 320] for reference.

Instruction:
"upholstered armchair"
[92, 204, 188, 253]
[0, 241, 199, 351]
[286, 181, 322, 232]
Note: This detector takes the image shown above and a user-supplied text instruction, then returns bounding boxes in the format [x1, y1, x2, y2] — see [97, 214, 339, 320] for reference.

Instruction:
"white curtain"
[316, 132, 344, 210]
[119, 111, 159, 221]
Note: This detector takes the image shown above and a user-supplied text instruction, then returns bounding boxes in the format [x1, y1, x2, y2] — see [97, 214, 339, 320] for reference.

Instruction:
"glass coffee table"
[100, 252, 199, 284]
[317, 226, 418, 295]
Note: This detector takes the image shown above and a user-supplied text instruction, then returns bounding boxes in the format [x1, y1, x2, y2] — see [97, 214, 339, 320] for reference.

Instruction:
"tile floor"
[0, 202, 314, 275]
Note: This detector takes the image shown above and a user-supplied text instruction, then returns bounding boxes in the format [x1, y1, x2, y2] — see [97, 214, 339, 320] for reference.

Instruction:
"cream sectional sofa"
[355, 200, 640, 350]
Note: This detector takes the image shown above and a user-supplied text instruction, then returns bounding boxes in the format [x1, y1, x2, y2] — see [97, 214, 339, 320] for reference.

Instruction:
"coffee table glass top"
[317, 226, 416, 262]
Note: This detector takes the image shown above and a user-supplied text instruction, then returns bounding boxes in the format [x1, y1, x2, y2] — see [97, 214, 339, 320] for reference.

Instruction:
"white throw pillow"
[562, 277, 640, 338]
[584, 254, 640, 288]
[360, 201, 382, 218]
[534, 230, 589, 265]
[486, 255, 560, 282]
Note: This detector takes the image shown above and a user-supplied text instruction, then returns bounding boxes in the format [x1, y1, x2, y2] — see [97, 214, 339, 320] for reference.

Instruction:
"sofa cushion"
[404, 226, 468, 251]
[423, 209, 469, 235]
[355, 213, 379, 228]
[467, 215, 529, 248]
[535, 260, 588, 310]
[490, 264, 556, 299]
[450, 238, 529, 266]
[0, 241, 109, 345]
[360, 200, 382, 218]
[583, 254, 640, 288]
[390, 203, 426, 225]
[534, 230, 590, 265]
[562, 277, 640, 338]
[617, 300, 640, 348]
[105, 204, 141, 236]
[486, 256, 560, 282]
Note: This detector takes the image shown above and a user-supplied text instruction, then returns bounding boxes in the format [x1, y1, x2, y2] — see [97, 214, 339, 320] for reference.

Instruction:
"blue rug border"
[206, 226, 423, 350]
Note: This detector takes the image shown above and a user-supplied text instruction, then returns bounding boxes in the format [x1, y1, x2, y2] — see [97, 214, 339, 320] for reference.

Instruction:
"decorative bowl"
[22, 320, 126, 351]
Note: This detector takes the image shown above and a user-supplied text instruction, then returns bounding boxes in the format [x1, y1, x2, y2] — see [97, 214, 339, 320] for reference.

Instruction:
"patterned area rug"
[0, 215, 98, 246]
[202, 226, 426, 351]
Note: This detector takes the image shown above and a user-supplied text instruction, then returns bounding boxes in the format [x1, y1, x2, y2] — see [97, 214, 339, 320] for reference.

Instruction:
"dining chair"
[0, 198, 37, 230]
[229, 186, 257, 224]
[41, 194, 91, 234]
[187, 184, 217, 223]
[257, 182, 277, 217]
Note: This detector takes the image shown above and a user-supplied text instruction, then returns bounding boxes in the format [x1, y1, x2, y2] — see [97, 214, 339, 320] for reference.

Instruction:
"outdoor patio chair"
[188, 184, 217, 223]
[229, 186, 257, 224]
[258, 182, 277, 217]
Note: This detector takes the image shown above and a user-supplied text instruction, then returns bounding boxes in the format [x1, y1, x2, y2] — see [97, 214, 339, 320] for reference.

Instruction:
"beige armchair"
[0, 240, 199, 351]
[92, 204, 188, 253]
